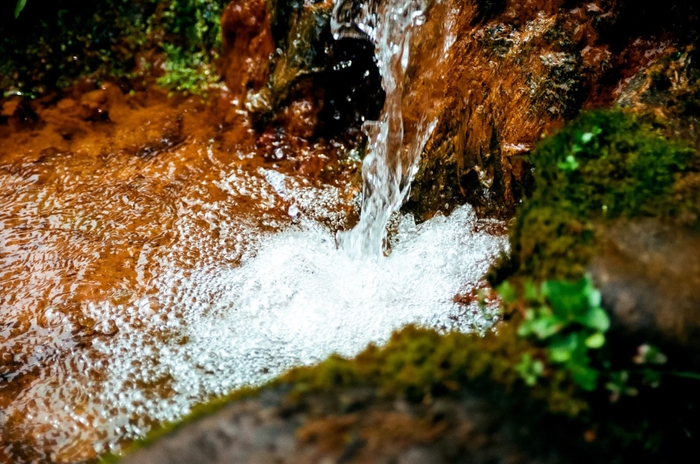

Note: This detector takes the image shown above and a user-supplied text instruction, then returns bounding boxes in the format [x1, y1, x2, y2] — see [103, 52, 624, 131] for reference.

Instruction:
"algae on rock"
[0, 0, 228, 97]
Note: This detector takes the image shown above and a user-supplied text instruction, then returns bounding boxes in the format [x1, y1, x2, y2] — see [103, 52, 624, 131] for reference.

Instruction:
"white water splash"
[2, 2, 492, 461]
[2, 157, 507, 458]
[93, 202, 506, 447]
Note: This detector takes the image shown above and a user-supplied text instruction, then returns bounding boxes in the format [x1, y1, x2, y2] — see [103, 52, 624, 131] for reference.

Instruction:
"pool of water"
[0, 91, 506, 463]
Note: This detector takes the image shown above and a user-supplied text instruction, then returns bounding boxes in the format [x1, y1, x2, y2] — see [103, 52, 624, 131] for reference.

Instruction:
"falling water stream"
[334, 0, 438, 258]
[0, 1, 507, 462]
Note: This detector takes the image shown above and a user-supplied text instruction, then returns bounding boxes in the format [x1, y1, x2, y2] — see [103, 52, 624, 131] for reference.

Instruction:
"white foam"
[3, 170, 507, 459]
[93, 202, 505, 437]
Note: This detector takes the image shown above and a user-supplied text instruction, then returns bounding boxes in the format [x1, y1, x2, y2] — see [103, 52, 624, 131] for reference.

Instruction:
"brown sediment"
[0, 76, 359, 462]
[2, 0, 699, 462]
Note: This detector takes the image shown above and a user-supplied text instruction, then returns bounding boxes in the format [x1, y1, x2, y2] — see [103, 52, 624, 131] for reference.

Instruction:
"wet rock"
[245, 1, 332, 117]
[407, 0, 699, 220]
[579, 44, 700, 360]
[220, 0, 275, 102]
[120, 385, 565, 464]
[218, 0, 383, 137]
[590, 219, 700, 365]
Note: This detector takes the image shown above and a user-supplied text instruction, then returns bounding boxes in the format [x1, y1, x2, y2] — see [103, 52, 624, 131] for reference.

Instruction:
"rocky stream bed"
[1, 1, 700, 463]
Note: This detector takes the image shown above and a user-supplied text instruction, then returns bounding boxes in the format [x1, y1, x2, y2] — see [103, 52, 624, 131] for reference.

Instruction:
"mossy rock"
[492, 109, 698, 284]
[108, 324, 592, 463]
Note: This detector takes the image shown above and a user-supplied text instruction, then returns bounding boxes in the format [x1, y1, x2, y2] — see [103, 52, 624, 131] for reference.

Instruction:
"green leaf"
[642, 369, 662, 388]
[570, 364, 600, 391]
[585, 332, 606, 349]
[587, 286, 602, 307]
[578, 307, 610, 332]
[15, 0, 27, 18]
[519, 314, 563, 339]
[549, 345, 572, 362]
[558, 155, 580, 172]
[543, 278, 588, 319]
[516, 354, 544, 386]
[670, 371, 700, 381]
[548, 333, 579, 362]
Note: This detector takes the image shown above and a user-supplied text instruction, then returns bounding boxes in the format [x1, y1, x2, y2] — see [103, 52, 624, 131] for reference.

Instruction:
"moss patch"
[280, 324, 584, 416]
[491, 109, 697, 283]
[0, 0, 228, 97]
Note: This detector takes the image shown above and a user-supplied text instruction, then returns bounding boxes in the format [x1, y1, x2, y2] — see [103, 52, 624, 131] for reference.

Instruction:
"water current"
[0, 1, 506, 462]
[334, 0, 441, 258]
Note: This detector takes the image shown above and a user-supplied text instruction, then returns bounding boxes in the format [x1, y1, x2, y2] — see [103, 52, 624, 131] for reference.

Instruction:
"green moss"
[532, 110, 694, 219]
[492, 109, 697, 284]
[506, 204, 597, 281]
[280, 324, 585, 416]
[0, 0, 228, 97]
[156, 45, 220, 96]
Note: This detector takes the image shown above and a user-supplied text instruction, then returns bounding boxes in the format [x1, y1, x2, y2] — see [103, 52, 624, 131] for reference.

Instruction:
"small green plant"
[516, 353, 544, 386]
[498, 274, 700, 406]
[500, 275, 609, 391]
[157, 44, 219, 96]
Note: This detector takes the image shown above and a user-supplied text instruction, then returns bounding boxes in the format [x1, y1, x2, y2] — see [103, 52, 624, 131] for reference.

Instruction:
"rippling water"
[0, 84, 504, 464]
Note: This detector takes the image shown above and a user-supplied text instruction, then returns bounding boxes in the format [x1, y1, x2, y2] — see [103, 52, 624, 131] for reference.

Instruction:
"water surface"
[0, 91, 505, 463]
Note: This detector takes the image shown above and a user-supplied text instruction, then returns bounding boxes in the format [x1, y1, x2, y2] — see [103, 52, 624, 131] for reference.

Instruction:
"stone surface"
[121, 386, 564, 464]
[407, 0, 699, 219]
[591, 219, 700, 365]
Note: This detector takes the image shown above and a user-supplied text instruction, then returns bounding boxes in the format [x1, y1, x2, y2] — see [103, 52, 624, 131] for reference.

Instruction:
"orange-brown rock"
[220, 0, 275, 102]
[405, 0, 697, 219]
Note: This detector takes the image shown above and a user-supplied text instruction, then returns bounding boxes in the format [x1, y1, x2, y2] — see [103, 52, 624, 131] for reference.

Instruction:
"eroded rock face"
[219, 0, 383, 137]
[225, 0, 698, 219]
[220, 0, 276, 102]
[407, 0, 699, 219]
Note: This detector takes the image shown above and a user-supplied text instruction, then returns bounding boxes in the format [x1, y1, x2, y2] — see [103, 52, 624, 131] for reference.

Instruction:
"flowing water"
[334, 0, 443, 258]
[0, 2, 507, 463]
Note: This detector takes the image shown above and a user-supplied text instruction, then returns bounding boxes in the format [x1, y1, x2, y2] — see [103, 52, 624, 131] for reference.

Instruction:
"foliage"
[1, 0, 228, 97]
[155, 0, 227, 95]
[157, 45, 219, 96]
[500, 276, 609, 391]
[14, 0, 26, 18]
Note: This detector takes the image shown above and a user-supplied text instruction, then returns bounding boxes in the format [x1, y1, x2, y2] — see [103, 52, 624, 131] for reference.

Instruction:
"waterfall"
[334, 0, 441, 259]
